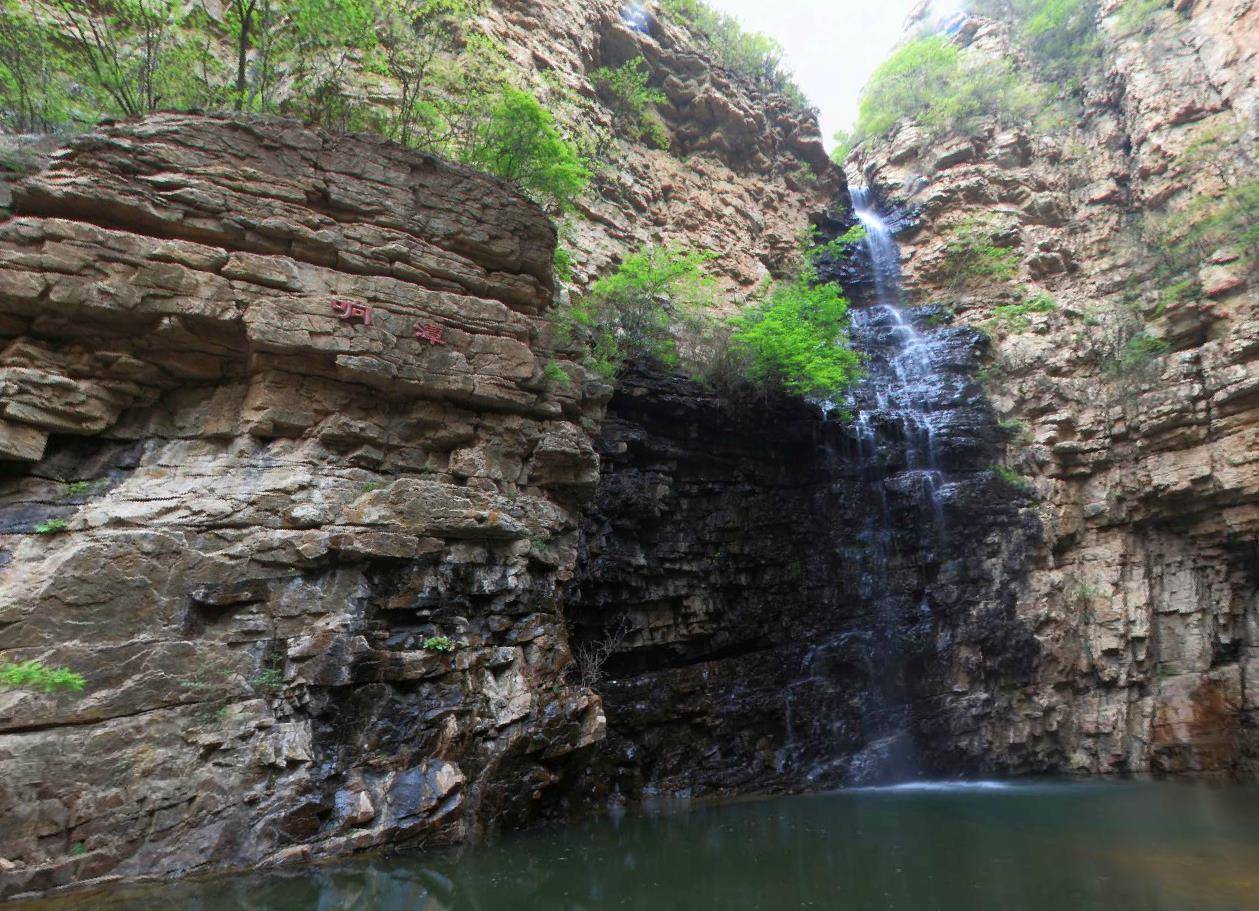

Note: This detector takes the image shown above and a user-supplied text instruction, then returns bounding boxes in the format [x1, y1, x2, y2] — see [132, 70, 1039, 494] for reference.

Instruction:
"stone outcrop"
[848, 0, 1259, 777]
[0, 114, 613, 899]
[482, 0, 839, 295]
[0, 4, 847, 896]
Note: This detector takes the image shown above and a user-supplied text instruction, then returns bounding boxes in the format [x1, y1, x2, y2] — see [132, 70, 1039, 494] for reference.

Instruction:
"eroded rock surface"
[849, 0, 1259, 776]
[482, 0, 840, 295]
[0, 114, 613, 899]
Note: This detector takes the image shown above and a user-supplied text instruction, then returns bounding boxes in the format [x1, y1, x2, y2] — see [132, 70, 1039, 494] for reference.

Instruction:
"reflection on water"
[20, 781, 1259, 911]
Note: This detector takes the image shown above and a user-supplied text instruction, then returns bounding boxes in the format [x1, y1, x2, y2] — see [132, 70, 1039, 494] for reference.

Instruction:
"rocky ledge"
[0, 114, 610, 899]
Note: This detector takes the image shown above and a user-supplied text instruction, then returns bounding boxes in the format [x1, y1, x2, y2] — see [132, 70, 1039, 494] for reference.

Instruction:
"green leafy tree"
[730, 279, 864, 398]
[558, 246, 717, 377]
[0, 1, 71, 131]
[53, 0, 198, 117]
[463, 87, 589, 209]
[281, 0, 378, 132]
[852, 34, 1043, 147]
[371, 0, 484, 146]
[969, 0, 1100, 88]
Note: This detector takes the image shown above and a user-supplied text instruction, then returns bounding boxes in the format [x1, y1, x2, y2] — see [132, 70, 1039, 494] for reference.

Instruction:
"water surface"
[25, 781, 1259, 910]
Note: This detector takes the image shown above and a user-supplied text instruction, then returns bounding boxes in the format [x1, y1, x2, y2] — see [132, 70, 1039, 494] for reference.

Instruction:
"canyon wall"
[849, 0, 1259, 776]
[0, 113, 615, 898]
[482, 0, 838, 293]
[0, 3, 844, 894]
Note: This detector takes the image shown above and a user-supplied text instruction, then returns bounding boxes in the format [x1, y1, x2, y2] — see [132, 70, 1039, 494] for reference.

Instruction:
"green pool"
[20, 781, 1259, 910]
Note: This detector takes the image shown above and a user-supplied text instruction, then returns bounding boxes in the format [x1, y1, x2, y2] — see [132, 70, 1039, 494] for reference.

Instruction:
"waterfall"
[780, 188, 1004, 788]
[831, 188, 958, 782]
[848, 187, 947, 544]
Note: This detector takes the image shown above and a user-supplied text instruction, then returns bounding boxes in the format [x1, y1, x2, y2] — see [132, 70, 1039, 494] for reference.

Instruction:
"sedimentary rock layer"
[849, 0, 1259, 776]
[0, 114, 610, 899]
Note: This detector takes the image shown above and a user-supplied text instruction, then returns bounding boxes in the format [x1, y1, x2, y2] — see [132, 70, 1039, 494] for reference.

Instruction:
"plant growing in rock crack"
[982, 291, 1057, 335]
[553, 246, 575, 284]
[60, 480, 96, 497]
[543, 360, 572, 389]
[992, 464, 1034, 494]
[423, 635, 456, 653]
[940, 218, 1020, 291]
[1, 659, 86, 694]
[34, 518, 69, 534]
[570, 614, 633, 689]
[249, 651, 286, 693]
[997, 418, 1032, 445]
[590, 56, 670, 149]
[1103, 332, 1169, 379]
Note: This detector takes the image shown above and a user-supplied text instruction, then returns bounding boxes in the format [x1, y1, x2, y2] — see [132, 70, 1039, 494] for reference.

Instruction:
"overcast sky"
[703, 0, 923, 149]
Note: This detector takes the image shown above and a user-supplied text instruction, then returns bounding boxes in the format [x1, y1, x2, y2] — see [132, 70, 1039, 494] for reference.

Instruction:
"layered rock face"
[0, 114, 615, 898]
[565, 332, 1035, 796]
[0, 5, 845, 896]
[482, 0, 838, 294]
[849, 0, 1259, 776]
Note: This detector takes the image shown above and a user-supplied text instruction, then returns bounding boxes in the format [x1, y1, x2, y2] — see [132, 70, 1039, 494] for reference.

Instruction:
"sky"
[702, 0, 924, 149]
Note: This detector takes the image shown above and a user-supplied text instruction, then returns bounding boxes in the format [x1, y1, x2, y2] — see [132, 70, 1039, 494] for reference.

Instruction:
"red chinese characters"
[331, 298, 373, 326]
[414, 322, 446, 345]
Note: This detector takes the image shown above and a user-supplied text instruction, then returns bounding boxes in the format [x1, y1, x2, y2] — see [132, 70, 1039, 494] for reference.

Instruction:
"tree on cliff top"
[2, 0, 588, 209]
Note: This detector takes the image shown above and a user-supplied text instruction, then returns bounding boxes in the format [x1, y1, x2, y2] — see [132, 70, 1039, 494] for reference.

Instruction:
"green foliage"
[1, 659, 86, 694]
[729, 279, 864, 399]
[998, 417, 1031, 444]
[557, 242, 864, 403]
[553, 247, 575, 284]
[69, 842, 87, 857]
[970, 0, 1101, 89]
[368, 0, 484, 143]
[250, 666, 284, 691]
[60, 480, 95, 497]
[543, 360, 571, 388]
[1104, 332, 1169, 376]
[830, 128, 853, 165]
[557, 246, 718, 378]
[1158, 277, 1197, 314]
[1141, 179, 1259, 283]
[423, 635, 455, 653]
[591, 57, 670, 148]
[850, 35, 1043, 148]
[657, 0, 811, 109]
[940, 218, 1020, 289]
[992, 464, 1034, 493]
[802, 224, 868, 268]
[0, 0, 72, 131]
[1113, 0, 1169, 35]
[34, 518, 68, 534]
[15, 0, 588, 207]
[983, 290, 1056, 334]
[50, 0, 216, 120]
[461, 87, 589, 209]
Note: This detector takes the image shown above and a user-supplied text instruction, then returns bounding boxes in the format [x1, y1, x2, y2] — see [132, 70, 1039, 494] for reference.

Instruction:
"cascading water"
[848, 187, 948, 542]
[794, 187, 980, 784]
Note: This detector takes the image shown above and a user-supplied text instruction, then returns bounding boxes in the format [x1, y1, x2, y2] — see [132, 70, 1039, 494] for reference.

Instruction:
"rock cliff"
[0, 1, 850, 897]
[848, 0, 1259, 776]
[483, 0, 839, 293]
[0, 113, 619, 898]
